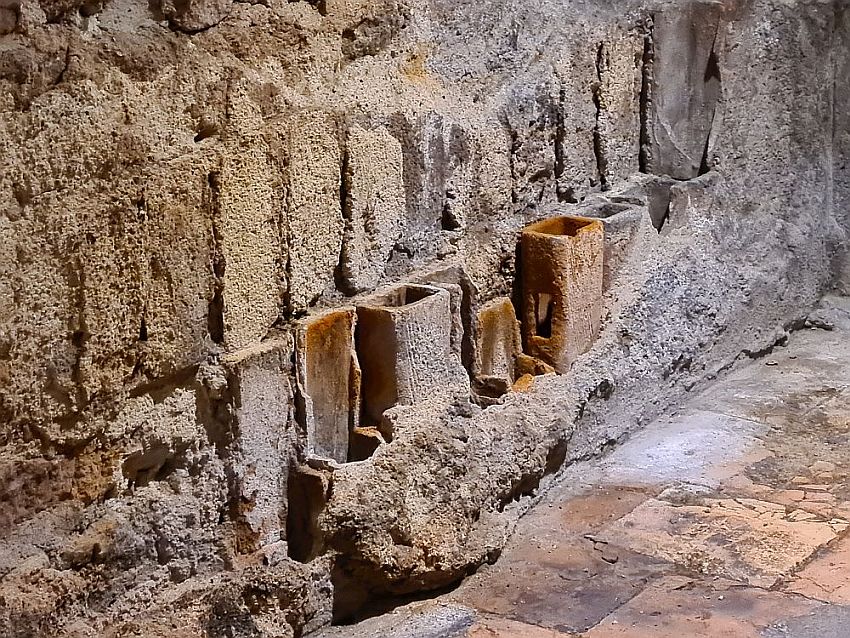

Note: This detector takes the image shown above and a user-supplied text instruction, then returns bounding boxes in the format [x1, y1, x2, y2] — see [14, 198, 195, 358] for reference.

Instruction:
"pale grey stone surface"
[0, 0, 848, 635]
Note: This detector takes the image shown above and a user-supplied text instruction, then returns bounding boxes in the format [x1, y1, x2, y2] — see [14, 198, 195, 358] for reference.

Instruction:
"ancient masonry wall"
[0, 0, 848, 635]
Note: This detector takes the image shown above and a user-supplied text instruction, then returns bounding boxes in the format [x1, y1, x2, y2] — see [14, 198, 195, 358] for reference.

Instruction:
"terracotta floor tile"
[598, 493, 844, 587]
[583, 576, 820, 638]
[468, 616, 577, 637]
[451, 548, 667, 634]
[785, 535, 850, 604]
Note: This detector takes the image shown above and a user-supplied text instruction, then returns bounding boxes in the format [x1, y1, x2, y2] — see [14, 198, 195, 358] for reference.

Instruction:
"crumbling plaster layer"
[0, 0, 847, 635]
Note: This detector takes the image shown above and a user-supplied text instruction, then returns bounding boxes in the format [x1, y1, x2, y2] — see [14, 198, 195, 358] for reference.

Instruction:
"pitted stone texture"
[382, 111, 487, 269]
[340, 124, 406, 294]
[476, 297, 522, 383]
[596, 31, 644, 187]
[223, 338, 295, 552]
[0, 0, 848, 635]
[501, 74, 563, 207]
[553, 43, 601, 203]
[579, 200, 655, 292]
[835, 6, 850, 293]
[0, 376, 231, 636]
[219, 138, 283, 351]
[286, 110, 344, 312]
[410, 263, 478, 371]
[140, 152, 219, 374]
[159, 0, 233, 33]
[356, 284, 464, 426]
[0, 150, 218, 446]
[91, 560, 333, 638]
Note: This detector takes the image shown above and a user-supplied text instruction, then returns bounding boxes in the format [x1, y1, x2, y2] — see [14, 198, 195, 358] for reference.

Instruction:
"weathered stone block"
[286, 111, 344, 312]
[295, 308, 360, 464]
[390, 111, 446, 247]
[502, 76, 561, 206]
[0, 149, 218, 444]
[835, 7, 850, 293]
[223, 338, 294, 552]
[218, 139, 283, 351]
[0, 449, 118, 535]
[339, 124, 406, 294]
[385, 112, 480, 261]
[581, 201, 649, 291]
[159, 0, 233, 33]
[0, 6, 16, 35]
[356, 284, 458, 426]
[552, 46, 599, 201]
[645, 2, 723, 179]
[596, 31, 644, 186]
[410, 263, 478, 373]
[141, 152, 219, 373]
[644, 176, 677, 231]
[476, 297, 521, 384]
[521, 216, 604, 373]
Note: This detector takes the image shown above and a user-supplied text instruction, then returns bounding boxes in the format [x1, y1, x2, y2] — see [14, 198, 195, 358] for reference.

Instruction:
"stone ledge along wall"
[0, 0, 848, 635]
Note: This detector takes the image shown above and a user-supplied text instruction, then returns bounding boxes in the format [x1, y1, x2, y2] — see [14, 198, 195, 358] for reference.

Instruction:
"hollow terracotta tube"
[521, 215, 604, 373]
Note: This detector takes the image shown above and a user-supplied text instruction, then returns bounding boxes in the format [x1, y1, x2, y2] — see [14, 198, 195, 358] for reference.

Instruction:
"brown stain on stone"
[512, 373, 535, 393]
[515, 353, 556, 378]
[0, 446, 119, 533]
[400, 43, 436, 84]
[521, 215, 604, 373]
[301, 309, 359, 463]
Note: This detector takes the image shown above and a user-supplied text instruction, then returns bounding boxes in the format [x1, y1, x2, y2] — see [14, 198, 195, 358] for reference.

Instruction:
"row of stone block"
[217, 197, 657, 554]
[295, 210, 622, 466]
[294, 196, 667, 468]
[297, 282, 467, 465]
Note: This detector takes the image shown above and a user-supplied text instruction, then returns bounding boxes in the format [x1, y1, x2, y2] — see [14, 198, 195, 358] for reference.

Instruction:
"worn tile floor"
[316, 296, 850, 638]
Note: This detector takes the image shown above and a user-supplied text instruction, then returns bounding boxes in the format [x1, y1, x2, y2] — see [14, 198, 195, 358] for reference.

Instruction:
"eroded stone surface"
[644, 2, 723, 179]
[325, 310, 850, 637]
[296, 308, 359, 463]
[476, 297, 522, 385]
[340, 124, 407, 294]
[583, 576, 820, 638]
[286, 110, 344, 312]
[520, 216, 604, 373]
[600, 494, 843, 588]
[0, 0, 848, 635]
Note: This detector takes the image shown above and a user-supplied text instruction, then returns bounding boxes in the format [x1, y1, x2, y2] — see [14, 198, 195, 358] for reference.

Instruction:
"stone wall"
[835, 2, 850, 290]
[0, 0, 848, 635]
